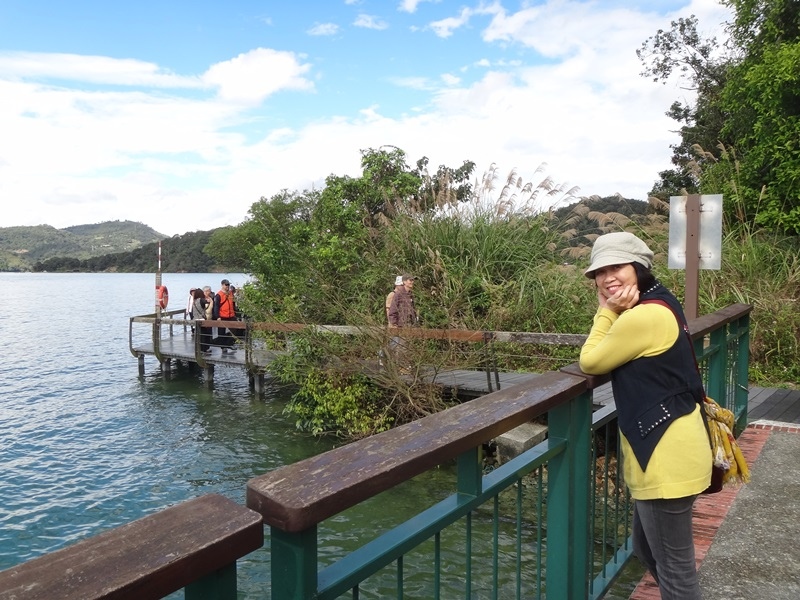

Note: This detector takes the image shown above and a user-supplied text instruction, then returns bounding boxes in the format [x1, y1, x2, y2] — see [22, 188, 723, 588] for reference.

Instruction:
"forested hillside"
[31, 228, 232, 273]
[0, 220, 166, 271]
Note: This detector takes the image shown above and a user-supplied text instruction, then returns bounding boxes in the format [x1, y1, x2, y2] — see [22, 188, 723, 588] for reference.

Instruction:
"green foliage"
[0, 220, 166, 271]
[414, 156, 476, 210]
[699, 228, 800, 384]
[639, 2, 800, 234]
[204, 225, 255, 271]
[718, 41, 800, 233]
[205, 146, 797, 438]
[269, 332, 393, 436]
[236, 147, 482, 327]
[358, 146, 423, 218]
[285, 370, 392, 437]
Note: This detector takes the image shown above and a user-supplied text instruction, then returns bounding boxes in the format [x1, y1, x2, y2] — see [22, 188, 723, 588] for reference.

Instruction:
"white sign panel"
[668, 194, 723, 270]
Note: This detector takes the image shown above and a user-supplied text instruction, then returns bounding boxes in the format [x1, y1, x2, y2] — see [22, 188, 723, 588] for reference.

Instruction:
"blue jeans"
[632, 495, 701, 600]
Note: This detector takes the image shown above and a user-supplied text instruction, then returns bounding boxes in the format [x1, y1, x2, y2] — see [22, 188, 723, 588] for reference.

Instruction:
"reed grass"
[261, 166, 799, 437]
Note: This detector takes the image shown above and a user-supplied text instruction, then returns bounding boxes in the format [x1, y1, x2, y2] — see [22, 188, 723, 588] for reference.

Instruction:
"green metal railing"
[0, 303, 752, 599]
[690, 304, 751, 434]
[251, 374, 594, 599]
[247, 303, 752, 599]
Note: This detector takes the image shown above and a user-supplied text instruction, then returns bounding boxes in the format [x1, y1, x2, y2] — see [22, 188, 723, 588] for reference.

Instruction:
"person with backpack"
[212, 279, 237, 354]
[385, 275, 403, 323]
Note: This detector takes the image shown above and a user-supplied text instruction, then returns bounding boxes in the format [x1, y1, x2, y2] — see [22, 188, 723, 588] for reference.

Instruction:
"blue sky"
[0, 0, 731, 235]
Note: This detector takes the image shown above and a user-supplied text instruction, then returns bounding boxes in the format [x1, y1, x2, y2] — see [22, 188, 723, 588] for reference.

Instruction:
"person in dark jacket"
[388, 274, 417, 327]
[387, 274, 418, 370]
[579, 232, 711, 600]
[385, 275, 403, 323]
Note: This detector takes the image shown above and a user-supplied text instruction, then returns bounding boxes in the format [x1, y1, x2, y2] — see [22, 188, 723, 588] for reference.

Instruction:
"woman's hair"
[193, 288, 204, 300]
[633, 262, 657, 293]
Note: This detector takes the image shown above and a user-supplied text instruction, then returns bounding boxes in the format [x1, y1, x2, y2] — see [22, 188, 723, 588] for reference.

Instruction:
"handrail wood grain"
[246, 370, 587, 532]
[0, 494, 263, 600]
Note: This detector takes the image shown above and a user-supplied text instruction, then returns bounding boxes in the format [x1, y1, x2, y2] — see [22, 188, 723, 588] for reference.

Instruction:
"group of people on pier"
[186, 278, 239, 355]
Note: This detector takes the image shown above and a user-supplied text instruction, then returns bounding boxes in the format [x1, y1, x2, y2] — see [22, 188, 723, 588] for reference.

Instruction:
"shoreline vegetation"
[6, 171, 798, 440]
[201, 150, 796, 439]
[7, 158, 798, 440]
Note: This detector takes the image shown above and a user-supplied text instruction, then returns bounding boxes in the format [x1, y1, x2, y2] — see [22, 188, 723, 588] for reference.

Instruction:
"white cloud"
[354, 14, 389, 30]
[0, 0, 735, 236]
[398, 0, 435, 13]
[0, 51, 199, 88]
[429, 8, 474, 38]
[440, 73, 461, 86]
[202, 48, 314, 104]
[389, 75, 433, 90]
[307, 22, 340, 36]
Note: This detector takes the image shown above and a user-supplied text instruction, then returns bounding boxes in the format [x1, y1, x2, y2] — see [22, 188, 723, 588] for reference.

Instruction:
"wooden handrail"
[131, 316, 589, 346]
[246, 370, 587, 532]
[0, 494, 263, 600]
[687, 302, 752, 338]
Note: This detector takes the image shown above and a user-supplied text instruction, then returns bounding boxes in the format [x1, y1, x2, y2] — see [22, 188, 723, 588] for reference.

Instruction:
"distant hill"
[0, 220, 167, 271]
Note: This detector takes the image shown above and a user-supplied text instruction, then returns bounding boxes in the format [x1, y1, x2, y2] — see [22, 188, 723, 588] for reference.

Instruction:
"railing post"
[546, 390, 592, 599]
[707, 327, 727, 408]
[457, 447, 481, 599]
[185, 563, 238, 599]
[270, 526, 318, 600]
[482, 332, 496, 392]
[733, 312, 751, 434]
[457, 447, 482, 497]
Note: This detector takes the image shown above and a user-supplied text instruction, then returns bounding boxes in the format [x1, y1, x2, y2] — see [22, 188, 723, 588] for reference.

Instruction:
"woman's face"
[593, 263, 638, 300]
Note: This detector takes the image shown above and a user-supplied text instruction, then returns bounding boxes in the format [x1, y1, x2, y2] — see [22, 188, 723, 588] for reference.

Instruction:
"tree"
[639, 3, 800, 233]
[637, 15, 729, 200]
[415, 156, 476, 211]
[358, 146, 422, 219]
[715, 0, 800, 232]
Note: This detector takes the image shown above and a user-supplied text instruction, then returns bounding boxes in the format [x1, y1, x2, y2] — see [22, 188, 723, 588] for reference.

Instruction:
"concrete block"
[495, 421, 548, 461]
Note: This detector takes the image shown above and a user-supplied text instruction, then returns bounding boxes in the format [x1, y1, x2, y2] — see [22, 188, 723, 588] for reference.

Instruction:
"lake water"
[0, 272, 640, 598]
[0, 272, 464, 597]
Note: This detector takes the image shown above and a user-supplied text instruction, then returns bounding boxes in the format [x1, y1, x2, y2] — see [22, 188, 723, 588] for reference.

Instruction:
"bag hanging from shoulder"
[701, 396, 750, 494]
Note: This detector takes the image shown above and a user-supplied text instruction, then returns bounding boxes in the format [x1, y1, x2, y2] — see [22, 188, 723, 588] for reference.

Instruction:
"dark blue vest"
[612, 286, 705, 471]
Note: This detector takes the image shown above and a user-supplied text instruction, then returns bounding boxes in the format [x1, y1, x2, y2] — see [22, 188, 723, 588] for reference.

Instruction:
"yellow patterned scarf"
[703, 397, 750, 485]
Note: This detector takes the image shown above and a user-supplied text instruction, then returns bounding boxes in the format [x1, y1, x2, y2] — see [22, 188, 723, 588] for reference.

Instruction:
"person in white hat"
[388, 274, 417, 328]
[385, 275, 404, 323]
[580, 232, 711, 600]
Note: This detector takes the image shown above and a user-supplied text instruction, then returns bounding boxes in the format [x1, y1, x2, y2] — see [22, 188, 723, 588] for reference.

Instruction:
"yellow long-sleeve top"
[580, 303, 711, 500]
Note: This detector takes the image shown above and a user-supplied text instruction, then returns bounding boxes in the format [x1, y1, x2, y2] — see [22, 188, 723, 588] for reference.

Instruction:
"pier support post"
[138, 354, 145, 376]
[204, 364, 214, 387]
[253, 373, 264, 396]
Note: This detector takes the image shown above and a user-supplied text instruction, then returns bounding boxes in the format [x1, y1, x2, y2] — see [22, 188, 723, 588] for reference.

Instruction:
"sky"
[0, 0, 732, 236]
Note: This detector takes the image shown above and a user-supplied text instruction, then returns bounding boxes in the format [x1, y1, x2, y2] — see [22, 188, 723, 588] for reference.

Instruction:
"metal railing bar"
[317, 436, 566, 598]
[589, 543, 635, 600]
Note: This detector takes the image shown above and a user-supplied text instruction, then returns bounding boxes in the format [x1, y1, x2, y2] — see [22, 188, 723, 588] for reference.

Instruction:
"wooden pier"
[129, 310, 580, 397]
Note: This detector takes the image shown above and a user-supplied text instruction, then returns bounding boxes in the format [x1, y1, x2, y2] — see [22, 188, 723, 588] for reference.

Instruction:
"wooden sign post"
[668, 194, 723, 320]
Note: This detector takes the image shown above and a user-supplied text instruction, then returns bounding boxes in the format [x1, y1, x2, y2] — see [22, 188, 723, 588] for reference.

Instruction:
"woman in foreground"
[579, 232, 711, 600]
